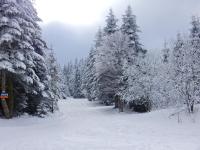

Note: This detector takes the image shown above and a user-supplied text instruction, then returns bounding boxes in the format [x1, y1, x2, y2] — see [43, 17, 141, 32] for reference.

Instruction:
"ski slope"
[0, 99, 199, 150]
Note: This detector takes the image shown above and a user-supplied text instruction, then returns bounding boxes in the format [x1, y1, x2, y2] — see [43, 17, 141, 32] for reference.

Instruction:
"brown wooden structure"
[0, 71, 14, 119]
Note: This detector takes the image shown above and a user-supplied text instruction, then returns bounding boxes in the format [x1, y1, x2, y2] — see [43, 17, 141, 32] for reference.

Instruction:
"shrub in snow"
[128, 96, 151, 112]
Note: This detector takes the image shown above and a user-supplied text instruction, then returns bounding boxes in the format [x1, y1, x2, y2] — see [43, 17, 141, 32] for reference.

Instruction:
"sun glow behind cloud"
[35, 0, 116, 25]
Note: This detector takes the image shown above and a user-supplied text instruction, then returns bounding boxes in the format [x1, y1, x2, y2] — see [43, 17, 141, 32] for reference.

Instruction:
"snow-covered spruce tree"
[95, 31, 129, 105]
[104, 9, 118, 35]
[122, 54, 152, 112]
[119, 6, 150, 112]
[95, 10, 127, 105]
[0, 0, 53, 116]
[83, 48, 97, 101]
[73, 67, 83, 98]
[63, 59, 86, 99]
[46, 48, 59, 112]
[46, 48, 68, 111]
[121, 5, 146, 57]
[83, 28, 103, 101]
[78, 58, 87, 98]
[56, 65, 68, 99]
[63, 61, 74, 97]
[72, 59, 85, 98]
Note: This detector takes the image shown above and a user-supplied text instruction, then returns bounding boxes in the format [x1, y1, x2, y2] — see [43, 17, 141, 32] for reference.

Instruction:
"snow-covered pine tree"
[57, 64, 68, 99]
[73, 64, 84, 98]
[95, 10, 126, 105]
[46, 48, 58, 112]
[46, 47, 68, 111]
[119, 6, 150, 112]
[63, 59, 86, 99]
[122, 54, 152, 112]
[121, 5, 146, 58]
[83, 28, 103, 101]
[63, 62, 74, 97]
[95, 27, 103, 48]
[0, 0, 53, 116]
[104, 9, 118, 35]
[83, 48, 97, 101]
[78, 58, 87, 98]
[95, 31, 129, 105]
[70, 59, 85, 99]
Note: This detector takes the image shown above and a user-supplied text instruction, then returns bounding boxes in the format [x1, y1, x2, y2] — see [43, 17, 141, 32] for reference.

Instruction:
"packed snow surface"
[0, 99, 200, 150]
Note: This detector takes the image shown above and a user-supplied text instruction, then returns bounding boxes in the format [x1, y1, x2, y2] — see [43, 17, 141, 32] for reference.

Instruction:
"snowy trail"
[0, 99, 200, 150]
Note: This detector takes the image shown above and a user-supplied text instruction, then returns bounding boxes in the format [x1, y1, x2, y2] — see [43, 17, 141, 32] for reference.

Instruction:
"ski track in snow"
[0, 99, 200, 150]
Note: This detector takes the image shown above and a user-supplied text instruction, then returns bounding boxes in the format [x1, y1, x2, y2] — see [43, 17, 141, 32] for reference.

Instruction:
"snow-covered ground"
[0, 99, 200, 150]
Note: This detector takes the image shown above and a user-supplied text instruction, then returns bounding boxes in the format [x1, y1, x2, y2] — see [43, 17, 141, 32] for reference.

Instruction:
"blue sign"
[1, 93, 8, 97]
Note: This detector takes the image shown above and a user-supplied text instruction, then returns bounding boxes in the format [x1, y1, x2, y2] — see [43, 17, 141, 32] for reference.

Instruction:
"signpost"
[0, 92, 8, 99]
[1, 71, 10, 118]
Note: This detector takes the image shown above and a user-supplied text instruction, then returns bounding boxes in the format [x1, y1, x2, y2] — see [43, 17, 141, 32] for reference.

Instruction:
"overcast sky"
[35, 0, 200, 65]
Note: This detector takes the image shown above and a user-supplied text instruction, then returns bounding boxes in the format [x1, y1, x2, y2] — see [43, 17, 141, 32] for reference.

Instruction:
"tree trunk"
[120, 100, 124, 112]
[51, 99, 54, 113]
[121, 100, 124, 112]
[8, 77, 14, 118]
[114, 97, 119, 108]
[190, 101, 194, 113]
[118, 99, 124, 112]
[1, 71, 10, 118]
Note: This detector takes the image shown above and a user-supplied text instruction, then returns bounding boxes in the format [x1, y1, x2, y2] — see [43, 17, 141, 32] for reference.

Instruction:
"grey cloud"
[41, 22, 98, 65]
[41, 0, 200, 65]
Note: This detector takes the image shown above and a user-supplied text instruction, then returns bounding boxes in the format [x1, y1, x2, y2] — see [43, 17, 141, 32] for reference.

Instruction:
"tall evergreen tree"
[83, 28, 103, 101]
[0, 0, 53, 116]
[46, 47, 68, 111]
[63, 62, 74, 97]
[121, 5, 146, 57]
[95, 31, 129, 105]
[73, 65, 84, 98]
[119, 6, 150, 111]
[104, 9, 118, 35]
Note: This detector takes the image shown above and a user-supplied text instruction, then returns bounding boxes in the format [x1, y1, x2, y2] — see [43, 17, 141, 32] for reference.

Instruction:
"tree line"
[2, 0, 198, 118]
[63, 6, 200, 114]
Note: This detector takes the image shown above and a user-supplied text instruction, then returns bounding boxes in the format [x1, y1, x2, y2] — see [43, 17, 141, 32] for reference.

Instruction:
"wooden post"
[1, 71, 10, 118]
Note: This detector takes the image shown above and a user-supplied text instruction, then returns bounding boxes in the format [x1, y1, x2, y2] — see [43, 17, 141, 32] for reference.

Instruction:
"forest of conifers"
[0, 0, 200, 118]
